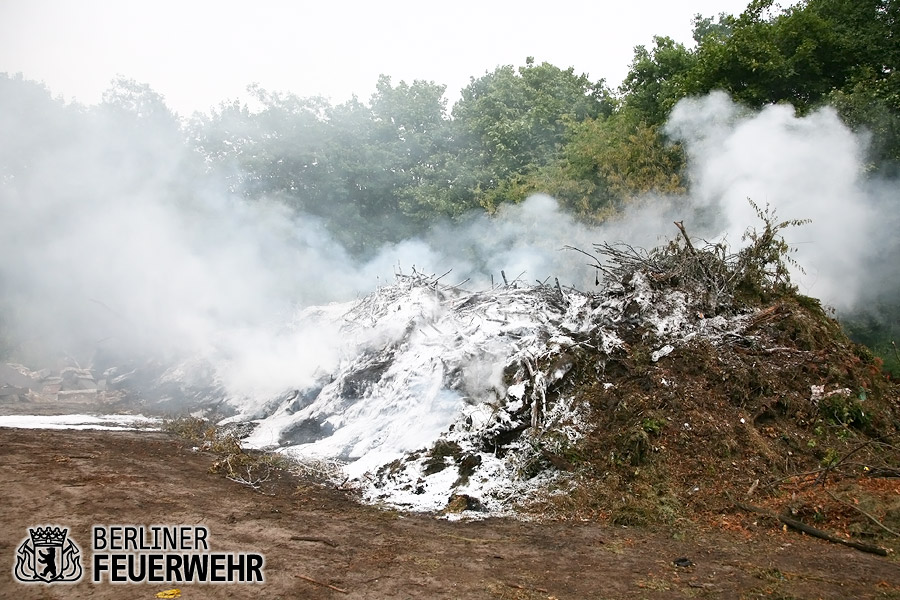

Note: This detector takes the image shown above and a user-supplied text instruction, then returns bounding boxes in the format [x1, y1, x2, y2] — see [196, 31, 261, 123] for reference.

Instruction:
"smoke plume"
[665, 91, 881, 309]
[1, 81, 895, 400]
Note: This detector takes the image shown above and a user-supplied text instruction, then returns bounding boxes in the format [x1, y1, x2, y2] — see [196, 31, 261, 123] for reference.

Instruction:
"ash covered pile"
[146, 211, 894, 522]
[7, 213, 897, 526]
[198, 263, 743, 513]
[294, 266, 751, 514]
[214, 213, 896, 521]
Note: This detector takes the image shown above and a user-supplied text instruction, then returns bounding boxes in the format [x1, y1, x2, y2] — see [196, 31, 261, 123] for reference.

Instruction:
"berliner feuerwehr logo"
[14, 526, 83, 583]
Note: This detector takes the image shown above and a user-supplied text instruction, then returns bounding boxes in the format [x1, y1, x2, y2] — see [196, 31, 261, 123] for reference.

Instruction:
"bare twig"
[763, 467, 832, 490]
[290, 535, 339, 547]
[563, 244, 601, 267]
[865, 467, 900, 478]
[505, 582, 550, 594]
[826, 490, 900, 538]
[554, 277, 565, 303]
[763, 443, 876, 491]
[295, 574, 348, 593]
[432, 268, 453, 284]
[224, 454, 275, 493]
[445, 277, 470, 291]
[746, 478, 759, 497]
[673, 221, 698, 256]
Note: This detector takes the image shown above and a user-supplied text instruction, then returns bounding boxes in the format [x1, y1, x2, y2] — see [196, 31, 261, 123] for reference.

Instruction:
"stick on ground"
[733, 499, 888, 556]
[295, 574, 349, 593]
[826, 490, 900, 538]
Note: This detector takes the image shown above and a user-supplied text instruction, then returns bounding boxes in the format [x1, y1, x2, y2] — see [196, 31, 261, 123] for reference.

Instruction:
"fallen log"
[733, 499, 888, 556]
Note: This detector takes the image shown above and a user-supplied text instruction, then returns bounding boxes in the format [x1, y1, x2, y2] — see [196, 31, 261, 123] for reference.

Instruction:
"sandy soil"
[0, 427, 898, 599]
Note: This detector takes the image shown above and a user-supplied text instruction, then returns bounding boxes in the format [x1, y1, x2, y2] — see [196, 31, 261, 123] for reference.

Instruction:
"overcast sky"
[1, 0, 752, 116]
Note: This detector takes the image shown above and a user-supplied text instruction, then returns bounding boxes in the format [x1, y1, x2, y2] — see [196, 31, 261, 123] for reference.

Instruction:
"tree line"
[186, 0, 899, 255]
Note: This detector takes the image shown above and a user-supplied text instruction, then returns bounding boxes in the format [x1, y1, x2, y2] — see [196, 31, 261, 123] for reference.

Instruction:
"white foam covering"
[214, 274, 749, 514]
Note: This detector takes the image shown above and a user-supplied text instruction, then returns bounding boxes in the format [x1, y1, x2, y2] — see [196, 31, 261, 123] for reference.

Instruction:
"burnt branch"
[566, 199, 811, 314]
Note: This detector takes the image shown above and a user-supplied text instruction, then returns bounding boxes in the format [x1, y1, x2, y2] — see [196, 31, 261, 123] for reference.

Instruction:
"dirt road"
[0, 427, 897, 599]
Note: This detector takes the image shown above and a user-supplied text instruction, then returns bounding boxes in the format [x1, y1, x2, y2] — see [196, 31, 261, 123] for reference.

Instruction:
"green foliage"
[451, 59, 613, 208]
[819, 391, 872, 430]
[100, 77, 186, 167]
[613, 0, 900, 165]
[690, 1, 855, 111]
[843, 311, 900, 377]
[192, 59, 618, 236]
[5, 0, 897, 240]
[733, 199, 811, 302]
[371, 76, 483, 224]
[641, 416, 666, 436]
[828, 81, 900, 166]
[692, 12, 736, 44]
[193, 79, 450, 252]
[102, 76, 180, 125]
[620, 36, 697, 126]
[0, 74, 86, 185]
[564, 112, 686, 206]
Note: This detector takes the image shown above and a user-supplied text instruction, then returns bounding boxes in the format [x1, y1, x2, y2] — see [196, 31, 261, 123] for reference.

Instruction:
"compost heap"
[152, 221, 899, 523]
[7, 226, 899, 528]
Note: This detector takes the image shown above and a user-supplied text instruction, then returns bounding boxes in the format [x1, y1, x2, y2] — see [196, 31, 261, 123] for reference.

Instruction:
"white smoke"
[665, 91, 877, 308]
[1, 82, 893, 400]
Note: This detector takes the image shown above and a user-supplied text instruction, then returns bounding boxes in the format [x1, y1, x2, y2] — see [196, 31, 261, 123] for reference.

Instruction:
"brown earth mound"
[528, 292, 900, 555]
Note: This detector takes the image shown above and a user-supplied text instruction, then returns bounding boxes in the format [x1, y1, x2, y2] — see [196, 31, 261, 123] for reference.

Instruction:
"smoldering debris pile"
[0, 362, 165, 429]
[211, 218, 898, 519]
[204, 259, 759, 515]
[6, 216, 898, 524]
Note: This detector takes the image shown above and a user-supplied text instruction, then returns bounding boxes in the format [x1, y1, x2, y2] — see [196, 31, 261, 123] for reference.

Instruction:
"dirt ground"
[0, 427, 898, 600]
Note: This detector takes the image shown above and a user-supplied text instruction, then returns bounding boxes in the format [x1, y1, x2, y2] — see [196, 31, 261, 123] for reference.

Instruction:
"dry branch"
[505, 582, 550, 594]
[290, 535, 339, 547]
[673, 220, 715, 283]
[295, 574, 349, 593]
[825, 490, 900, 538]
[733, 499, 889, 556]
[566, 205, 811, 317]
[763, 442, 875, 490]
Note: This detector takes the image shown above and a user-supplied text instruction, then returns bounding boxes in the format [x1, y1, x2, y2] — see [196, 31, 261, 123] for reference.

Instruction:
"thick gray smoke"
[0, 84, 893, 398]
